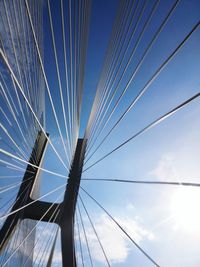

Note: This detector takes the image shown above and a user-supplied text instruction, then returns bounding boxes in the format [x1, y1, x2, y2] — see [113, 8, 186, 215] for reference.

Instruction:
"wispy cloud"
[149, 153, 178, 181]
[76, 209, 155, 265]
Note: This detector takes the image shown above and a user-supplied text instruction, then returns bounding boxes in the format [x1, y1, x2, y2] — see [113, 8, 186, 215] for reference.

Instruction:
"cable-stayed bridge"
[0, 0, 200, 266]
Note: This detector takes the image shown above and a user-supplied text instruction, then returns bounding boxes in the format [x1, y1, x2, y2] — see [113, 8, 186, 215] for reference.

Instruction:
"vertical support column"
[59, 139, 86, 267]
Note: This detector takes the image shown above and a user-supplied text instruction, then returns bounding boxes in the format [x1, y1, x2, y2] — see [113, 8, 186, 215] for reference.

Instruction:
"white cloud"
[149, 154, 178, 181]
[76, 210, 155, 265]
[126, 202, 136, 211]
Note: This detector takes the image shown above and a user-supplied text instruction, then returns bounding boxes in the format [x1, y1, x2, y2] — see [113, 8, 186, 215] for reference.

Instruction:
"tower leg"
[59, 139, 86, 267]
[0, 131, 48, 252]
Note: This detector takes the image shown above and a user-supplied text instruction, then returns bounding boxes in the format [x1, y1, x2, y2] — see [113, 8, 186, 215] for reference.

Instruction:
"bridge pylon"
[0, 131, 86, 267]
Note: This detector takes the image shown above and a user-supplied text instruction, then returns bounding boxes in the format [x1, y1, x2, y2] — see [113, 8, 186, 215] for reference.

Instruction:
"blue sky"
[0, 0, 200, 266]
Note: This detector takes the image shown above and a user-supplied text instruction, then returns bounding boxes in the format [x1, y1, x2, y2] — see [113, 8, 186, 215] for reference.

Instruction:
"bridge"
[0, 0, 200, 266]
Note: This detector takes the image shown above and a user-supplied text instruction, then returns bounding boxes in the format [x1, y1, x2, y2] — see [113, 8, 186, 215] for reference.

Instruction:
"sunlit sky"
[38, 0, 200, 266]
[0, 0, 200, 266]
